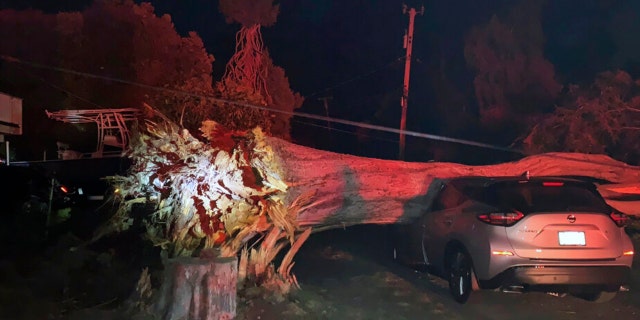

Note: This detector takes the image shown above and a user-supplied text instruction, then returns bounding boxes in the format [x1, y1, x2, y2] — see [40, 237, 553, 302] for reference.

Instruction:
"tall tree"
[59, 0, 216, 130]
[217, 0, 303, 140]
[464, 0, 561, 142]
[0, 9, 64, 158]
[523, 70, 640, 165]
[0, 0, 216, 155]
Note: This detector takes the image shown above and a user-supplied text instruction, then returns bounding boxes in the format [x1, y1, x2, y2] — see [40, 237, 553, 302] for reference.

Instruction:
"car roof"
[441, 175, 598, 189]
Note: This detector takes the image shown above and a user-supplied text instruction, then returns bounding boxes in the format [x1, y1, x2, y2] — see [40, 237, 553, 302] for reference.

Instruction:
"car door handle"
[444, 218, 453, 225]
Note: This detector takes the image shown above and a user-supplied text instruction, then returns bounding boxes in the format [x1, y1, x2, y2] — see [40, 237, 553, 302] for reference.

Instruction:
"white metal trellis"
[46, 108, 140, 158]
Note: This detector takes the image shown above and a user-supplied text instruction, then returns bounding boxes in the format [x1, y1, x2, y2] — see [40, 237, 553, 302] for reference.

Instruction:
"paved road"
[285, 225, 640, 320]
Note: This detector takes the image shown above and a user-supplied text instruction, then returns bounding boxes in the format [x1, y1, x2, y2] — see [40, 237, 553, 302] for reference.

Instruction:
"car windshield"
[463, 181, 611, 214]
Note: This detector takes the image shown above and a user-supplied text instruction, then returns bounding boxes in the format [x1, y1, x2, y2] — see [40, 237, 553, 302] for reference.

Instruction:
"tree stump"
[154, 251, 238, 320]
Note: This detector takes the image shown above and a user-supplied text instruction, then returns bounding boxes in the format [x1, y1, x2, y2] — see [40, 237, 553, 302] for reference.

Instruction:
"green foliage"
[523, 70, 640, 164]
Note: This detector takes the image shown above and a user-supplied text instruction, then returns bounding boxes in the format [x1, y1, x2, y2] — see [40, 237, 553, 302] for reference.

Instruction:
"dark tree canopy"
[0, 0, 303, 158]
[263, 55, 304, 140]
[0, 1, 215, 156]
[524, 70, 640, 165]
[464, 0, 561, 141]
[0, 9, 64, 158]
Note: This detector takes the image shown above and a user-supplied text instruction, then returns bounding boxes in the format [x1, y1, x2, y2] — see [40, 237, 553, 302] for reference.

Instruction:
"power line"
[0, 54, 523, 155]
[292, 119, 400, 145]
[295, 111, 521, 154]
[9, 62, 104, 109]
[304, 56, 405, 99]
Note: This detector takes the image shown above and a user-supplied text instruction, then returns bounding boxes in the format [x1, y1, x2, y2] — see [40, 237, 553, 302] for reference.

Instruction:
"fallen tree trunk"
[597, 183, 640, 216]
[266, 137, 640, 228]
[103, 114, 640, 300]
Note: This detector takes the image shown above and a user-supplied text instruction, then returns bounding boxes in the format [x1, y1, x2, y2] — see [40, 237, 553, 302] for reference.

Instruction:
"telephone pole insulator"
[318, 96, 333, 130]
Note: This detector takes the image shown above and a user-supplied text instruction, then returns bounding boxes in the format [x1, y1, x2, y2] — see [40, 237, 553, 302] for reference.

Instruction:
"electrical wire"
[4, 55, 639, 170]
[295, 111, 520, 153]
[0, 54, 522, 155]
[8, 62, 104, 109]
[304, 56, 405, 99]
[291, 119, 400, 145]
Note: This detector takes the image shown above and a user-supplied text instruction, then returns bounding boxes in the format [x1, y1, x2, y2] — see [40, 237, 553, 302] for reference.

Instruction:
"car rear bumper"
[480, 266, 631, 289]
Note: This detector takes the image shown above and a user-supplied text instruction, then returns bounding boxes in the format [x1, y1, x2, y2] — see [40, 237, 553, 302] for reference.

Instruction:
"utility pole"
[398, 4, 423, 160]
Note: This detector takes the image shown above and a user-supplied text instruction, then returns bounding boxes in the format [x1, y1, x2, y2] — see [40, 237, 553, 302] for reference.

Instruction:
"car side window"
[432, 185, 465, 211]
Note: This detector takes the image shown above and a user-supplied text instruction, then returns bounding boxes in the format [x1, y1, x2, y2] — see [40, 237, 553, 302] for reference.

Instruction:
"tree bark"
[266, 137, 640, 229]
[154, 251, 238, 320]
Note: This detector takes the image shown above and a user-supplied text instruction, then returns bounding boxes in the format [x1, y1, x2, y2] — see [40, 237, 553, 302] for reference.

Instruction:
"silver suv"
[392, 175, 634, 303]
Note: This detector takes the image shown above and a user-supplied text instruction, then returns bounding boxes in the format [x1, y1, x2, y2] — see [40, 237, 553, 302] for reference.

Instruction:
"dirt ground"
[237, 225, 640, 320]
[1, 208, 640, 320]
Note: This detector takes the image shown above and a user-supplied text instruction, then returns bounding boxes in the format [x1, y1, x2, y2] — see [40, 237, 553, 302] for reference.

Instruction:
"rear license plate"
[558, 231, 586, 246]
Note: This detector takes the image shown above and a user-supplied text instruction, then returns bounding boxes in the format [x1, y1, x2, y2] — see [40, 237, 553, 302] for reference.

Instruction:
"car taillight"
[610, 212, 630, 227]
[477, 212, 524, 226]
[59, 185, 69, 193]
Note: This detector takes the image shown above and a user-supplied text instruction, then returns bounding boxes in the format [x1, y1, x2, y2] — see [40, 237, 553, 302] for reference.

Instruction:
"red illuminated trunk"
[266, 137, 640, 228]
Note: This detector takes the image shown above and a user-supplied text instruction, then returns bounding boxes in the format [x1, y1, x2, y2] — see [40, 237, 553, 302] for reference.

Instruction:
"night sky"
[146, 1, 640, 107]
[1, 0, 640, 162]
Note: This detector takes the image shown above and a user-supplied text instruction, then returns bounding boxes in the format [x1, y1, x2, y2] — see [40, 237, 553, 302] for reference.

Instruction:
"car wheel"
[21, 198, 48, 216]
[448, 249, 475, 303]
[575, 290, 617, 303]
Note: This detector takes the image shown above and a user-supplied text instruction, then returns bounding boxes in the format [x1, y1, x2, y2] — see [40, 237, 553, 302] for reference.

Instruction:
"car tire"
[575, 290, 617, 303]
[21, 197, 48, 216]
[448, 249, 475, 303]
